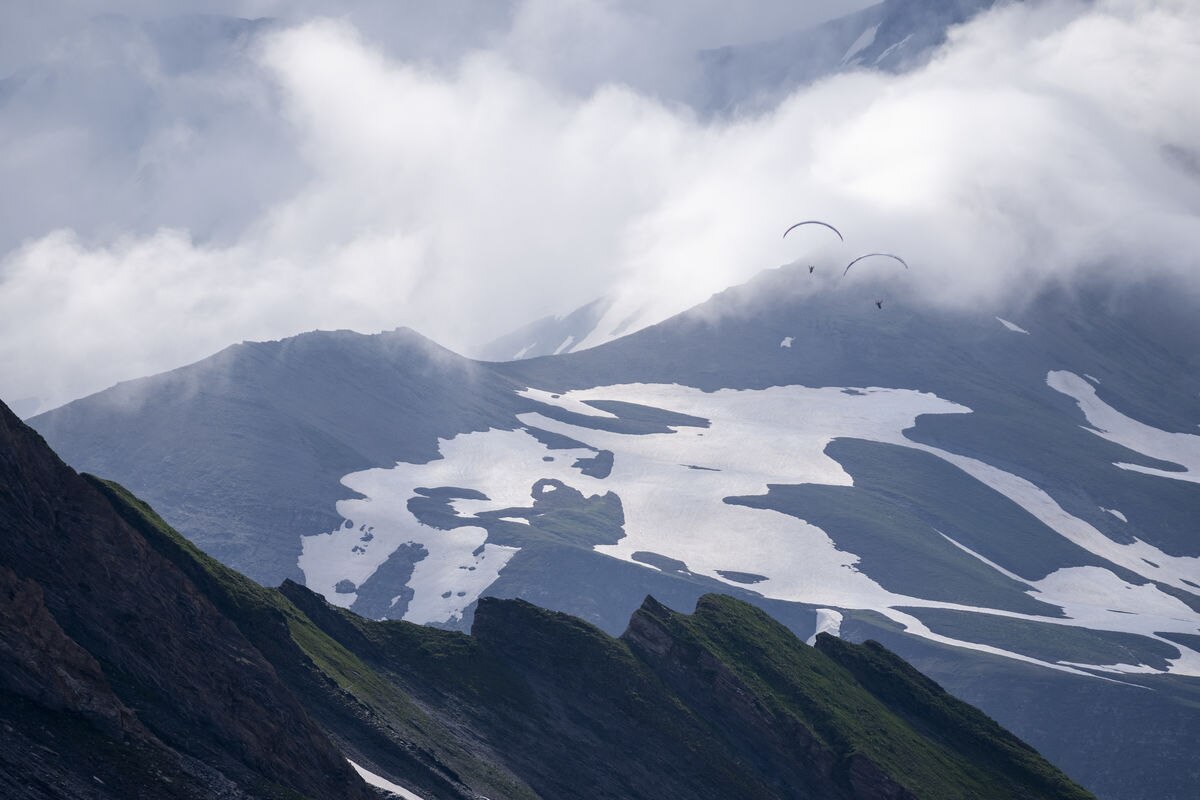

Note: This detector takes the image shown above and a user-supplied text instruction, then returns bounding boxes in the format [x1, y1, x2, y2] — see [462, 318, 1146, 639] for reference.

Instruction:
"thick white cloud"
[1, 0, 1197, 411]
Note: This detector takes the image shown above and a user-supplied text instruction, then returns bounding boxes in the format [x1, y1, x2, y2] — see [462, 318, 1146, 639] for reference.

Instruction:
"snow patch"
[779, 336, 794, 348]
[1102, 507, 1128, 523]
[512, 343, 534, 360]
[404, 528, 518, 625]
[348, 760, 426, 800]
[995, 316, 1029, 334]
[1047, 370, 1200, 484]
[807, 609, 843, 645]
[300, 426, 603, 623]
[553, 335, 575, 355]
[938, 531, 1199, 673]
[873, 33, 913, 65]
[519, 387, 618, 418]
[1084, 374, 1100, 384]
[842, 24, 879, 65]
[903, 433, 1200, 593]
[1035, 566, 1196, 632]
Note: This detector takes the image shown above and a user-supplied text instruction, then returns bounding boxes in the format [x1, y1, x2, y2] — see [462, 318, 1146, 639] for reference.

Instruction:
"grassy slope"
[814, 629, 1096, 800]
[652, 595, 1095, 800]
[290, 587, 782, 800]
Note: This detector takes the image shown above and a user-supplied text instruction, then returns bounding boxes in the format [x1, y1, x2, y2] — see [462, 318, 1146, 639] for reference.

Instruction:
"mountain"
[0, 398, 371, 798]
[696, 0, 1003, 114]
[476, 0, 1012, 361]
[28, 267, 1200, 798]
[27, 327, 528, 585]
[473, 297, 618, 362]
[0, 398, 1094, 798]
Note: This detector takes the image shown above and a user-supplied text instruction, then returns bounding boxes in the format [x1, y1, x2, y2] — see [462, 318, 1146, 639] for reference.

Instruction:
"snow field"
[1047, 370, 1200, 484]
[300, 379, 1200, 673]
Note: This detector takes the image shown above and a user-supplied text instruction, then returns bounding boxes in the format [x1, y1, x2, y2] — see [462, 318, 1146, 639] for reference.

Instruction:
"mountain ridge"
[25, 266, 1200, 799]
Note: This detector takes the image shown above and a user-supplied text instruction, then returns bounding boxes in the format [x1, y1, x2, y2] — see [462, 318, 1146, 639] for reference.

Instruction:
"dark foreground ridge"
[0, 397, 1093, 799]
[0, 398, 371, 798]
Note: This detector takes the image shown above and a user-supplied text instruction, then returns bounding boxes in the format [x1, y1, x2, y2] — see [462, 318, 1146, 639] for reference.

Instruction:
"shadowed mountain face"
[27, 268, 1200, 799]
[0, 400, 372, 800]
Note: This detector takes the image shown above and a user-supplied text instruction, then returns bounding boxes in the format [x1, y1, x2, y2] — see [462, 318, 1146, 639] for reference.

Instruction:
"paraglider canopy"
[842, 253, 909, 277]
[782, 220, 844, 242]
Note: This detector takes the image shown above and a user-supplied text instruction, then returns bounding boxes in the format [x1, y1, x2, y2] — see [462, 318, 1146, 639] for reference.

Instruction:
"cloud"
[493, 0, 877, 98]
[1, 0, 1197, 410]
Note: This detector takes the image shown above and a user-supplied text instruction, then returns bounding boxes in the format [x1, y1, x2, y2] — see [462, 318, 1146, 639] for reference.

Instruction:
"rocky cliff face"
[0, 566, 135, 738]
[0, 399, 370, 800]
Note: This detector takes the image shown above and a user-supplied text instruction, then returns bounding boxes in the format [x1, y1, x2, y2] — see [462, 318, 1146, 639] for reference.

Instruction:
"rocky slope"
[0, 399, 372, 799]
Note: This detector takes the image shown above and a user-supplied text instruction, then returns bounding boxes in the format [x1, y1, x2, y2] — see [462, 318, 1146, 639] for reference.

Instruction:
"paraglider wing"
[842, 253, 909, 277]
[782, 220, 844, 242]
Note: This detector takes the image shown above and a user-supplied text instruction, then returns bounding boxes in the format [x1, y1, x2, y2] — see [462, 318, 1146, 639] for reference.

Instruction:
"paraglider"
[839, 253, 910, 310]
[776, 224, 911, 310]
[783, 221, 842, 276]
[782, 220, 844, 242]
[842, 253, 909, 277]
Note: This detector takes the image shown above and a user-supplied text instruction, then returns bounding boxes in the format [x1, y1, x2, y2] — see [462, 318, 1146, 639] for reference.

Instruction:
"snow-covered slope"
[473, 297, 618, 361]
[304, 377, 1198, 674]
[29, 267, 1200, 798]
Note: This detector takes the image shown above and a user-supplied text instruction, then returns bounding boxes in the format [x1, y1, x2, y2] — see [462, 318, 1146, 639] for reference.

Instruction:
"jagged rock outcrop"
[278, 581, 1095, 800]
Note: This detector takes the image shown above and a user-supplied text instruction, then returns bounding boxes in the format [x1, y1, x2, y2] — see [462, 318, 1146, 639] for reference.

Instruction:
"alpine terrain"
[0, 397, 1095, 799]
[29, 267, 1200, 799]
[4, 1, 1197, 798]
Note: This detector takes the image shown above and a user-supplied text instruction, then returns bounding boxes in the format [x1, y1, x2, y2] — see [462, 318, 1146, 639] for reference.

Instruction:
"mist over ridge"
[1, 0, 1197, 410]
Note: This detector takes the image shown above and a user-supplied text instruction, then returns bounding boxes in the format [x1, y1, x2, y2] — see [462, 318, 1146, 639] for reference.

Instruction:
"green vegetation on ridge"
[632, 594, 1094, 800]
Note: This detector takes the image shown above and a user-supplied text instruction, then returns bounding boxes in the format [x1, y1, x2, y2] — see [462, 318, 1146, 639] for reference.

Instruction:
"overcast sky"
[1, 0, 1197, 413]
